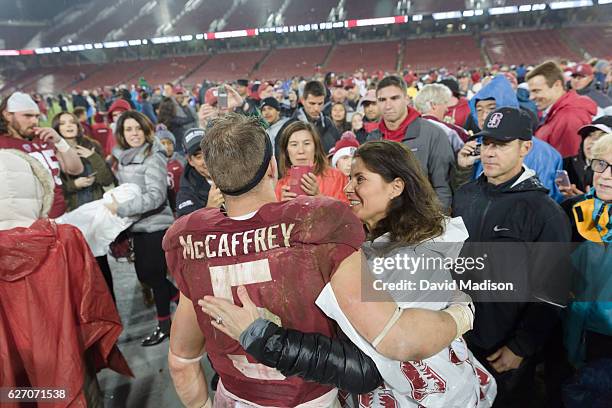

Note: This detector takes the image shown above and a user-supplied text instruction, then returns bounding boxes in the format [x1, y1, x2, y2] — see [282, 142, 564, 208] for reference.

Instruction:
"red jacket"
[535, 91, 597, 158]
[0, 220, 132, 407]
[445, 97, 470, 127]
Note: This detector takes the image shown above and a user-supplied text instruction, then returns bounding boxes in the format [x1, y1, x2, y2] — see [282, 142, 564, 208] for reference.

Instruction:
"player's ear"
[268, 156, 278, 179]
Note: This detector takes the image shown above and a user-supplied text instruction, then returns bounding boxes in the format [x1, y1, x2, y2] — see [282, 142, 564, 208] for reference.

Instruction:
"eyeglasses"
[591, 158, 612, 174]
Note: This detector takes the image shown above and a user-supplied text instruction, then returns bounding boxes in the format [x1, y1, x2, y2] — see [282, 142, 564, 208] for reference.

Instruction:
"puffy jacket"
[576, 79, 612, 108]
[453, 168, 571, 357]
[535, 91, 597, 158]
[175, 164, 212, 218]
[239, 319, 383, 394]
[114, 142, 174, 233]
[367, 118, 455, 209]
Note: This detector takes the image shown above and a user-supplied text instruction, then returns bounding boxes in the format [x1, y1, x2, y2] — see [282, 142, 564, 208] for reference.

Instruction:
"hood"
[547, 91, 597, 121]
[0, 219, 57, 281]
[107, 98, 131, 122]
[469, 75, 519, 126]
[480, 165, 548, 194]
[0, 149, 54, 230]
[294, 108, 326, 128]
[115, 140, 167, 164]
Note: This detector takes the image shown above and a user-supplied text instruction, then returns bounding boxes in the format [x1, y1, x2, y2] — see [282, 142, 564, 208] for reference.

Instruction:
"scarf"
[573, 189, 612, 243]
[119, 143, 150, 165]
[378, 107, 421, 142]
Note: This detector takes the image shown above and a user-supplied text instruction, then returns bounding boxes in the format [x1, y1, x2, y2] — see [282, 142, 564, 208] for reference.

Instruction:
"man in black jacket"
[175, 128, 224, 217]
[453, 107, 571, 407]
[288, 80, 340, 153]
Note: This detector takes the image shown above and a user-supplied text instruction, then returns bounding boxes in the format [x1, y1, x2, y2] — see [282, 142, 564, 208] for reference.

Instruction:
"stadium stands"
[184, 50, 266, 83]
[170, 1, 231, 36]
[225, 0, 284, 30]
[325, 40, 401, 75]
[565, 25, 612, 60]
[282, 0, 334, 25]
[483, 29, 581, 65]
[120, 0, 189, 40]
[403, 35, 483, 71]
[345, 0, 395, 20]
[0, 25, 41, 49]
[138, 55, 206, 85]
[253, 45, 330, 79]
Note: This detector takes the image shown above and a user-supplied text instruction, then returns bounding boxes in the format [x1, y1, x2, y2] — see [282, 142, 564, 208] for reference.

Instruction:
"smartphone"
[555, 170, 571, 188]
[217, 85, 228, 109]
[471, 143, 481, 156]
[289, 165, 314, 195]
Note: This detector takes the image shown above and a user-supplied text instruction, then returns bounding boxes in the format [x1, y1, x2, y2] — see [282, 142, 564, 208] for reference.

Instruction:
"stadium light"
[531, 3, 548, 10]
[432, 11, 462, 20]
[463, 10, 475, 17]
[412, 14, 423, 21]
[598, 0, 612, 4]
[489, 6, 519, 15]
[549, 1, 593, 9]
[519, 5, 532, 11]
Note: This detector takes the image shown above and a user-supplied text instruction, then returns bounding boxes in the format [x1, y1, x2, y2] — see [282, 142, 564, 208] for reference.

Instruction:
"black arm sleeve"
[243, 320, 384, 394]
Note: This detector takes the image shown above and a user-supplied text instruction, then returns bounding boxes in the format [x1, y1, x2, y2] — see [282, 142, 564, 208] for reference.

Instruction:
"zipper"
[477, 198, 492, 240]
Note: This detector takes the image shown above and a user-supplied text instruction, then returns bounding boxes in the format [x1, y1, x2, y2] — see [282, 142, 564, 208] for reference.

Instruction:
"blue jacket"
[470, 75, 564, 202]
[564, 240, 612, 366]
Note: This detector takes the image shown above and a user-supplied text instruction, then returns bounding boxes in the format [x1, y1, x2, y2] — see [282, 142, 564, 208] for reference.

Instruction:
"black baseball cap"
[577, 115, 612, 138]
[236, 79, 249, 87]
[183, 128, 206, 156]
[260, 97, 280, 111]
[471, 107, 532, 142]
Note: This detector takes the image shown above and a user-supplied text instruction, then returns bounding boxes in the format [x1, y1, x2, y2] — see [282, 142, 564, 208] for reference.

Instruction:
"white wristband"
[442, 303, 474, 338]
[55, 138, 71, 153]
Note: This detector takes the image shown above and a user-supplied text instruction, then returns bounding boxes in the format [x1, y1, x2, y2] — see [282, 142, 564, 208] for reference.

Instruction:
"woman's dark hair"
[0, 97, 10, 134]
[51, 111, 103, 155]
[157, 97, 176, 128]
[330, 102, 349, 132]
[115, 110, 155, 153]
[354, 141, 445, 244]
[278, 120, 328, 177]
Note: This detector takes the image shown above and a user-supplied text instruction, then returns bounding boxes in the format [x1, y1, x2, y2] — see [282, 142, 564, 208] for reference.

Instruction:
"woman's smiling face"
[344, 157, 398, 230]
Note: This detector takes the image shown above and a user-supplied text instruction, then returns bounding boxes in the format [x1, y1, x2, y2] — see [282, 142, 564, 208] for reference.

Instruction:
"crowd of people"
[1, 54, 611, 407]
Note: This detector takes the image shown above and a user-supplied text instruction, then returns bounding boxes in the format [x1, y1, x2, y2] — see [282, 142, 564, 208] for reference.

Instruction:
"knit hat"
[260, 97, 280, 111]
[155, 128, 176, 146]
[331, 131, 360, 168]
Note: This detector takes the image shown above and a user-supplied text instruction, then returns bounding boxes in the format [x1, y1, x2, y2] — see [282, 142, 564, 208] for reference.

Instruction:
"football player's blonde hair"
[201, 113, 268, 194]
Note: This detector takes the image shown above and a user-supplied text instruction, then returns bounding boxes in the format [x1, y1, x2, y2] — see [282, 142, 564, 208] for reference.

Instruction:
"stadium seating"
[225, 0, 284, 30]
[565, 25, 612, 59]
[138, 55, 206, 86]
[184, 50, 266, 83]
[254, 45, 330, 79]
[120, 0, 189, 40]
[325, 40, 401, 75]
[483, 29, 581, 65]
[282, 0, 334, 25]
[345, 0, 395, 20]
[403, 35, 483, 72]
[25, 64, 102, 94]
[0, 25, 41, 49]
[170, 1, 231, 35]
[69, 60, 152, 90]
